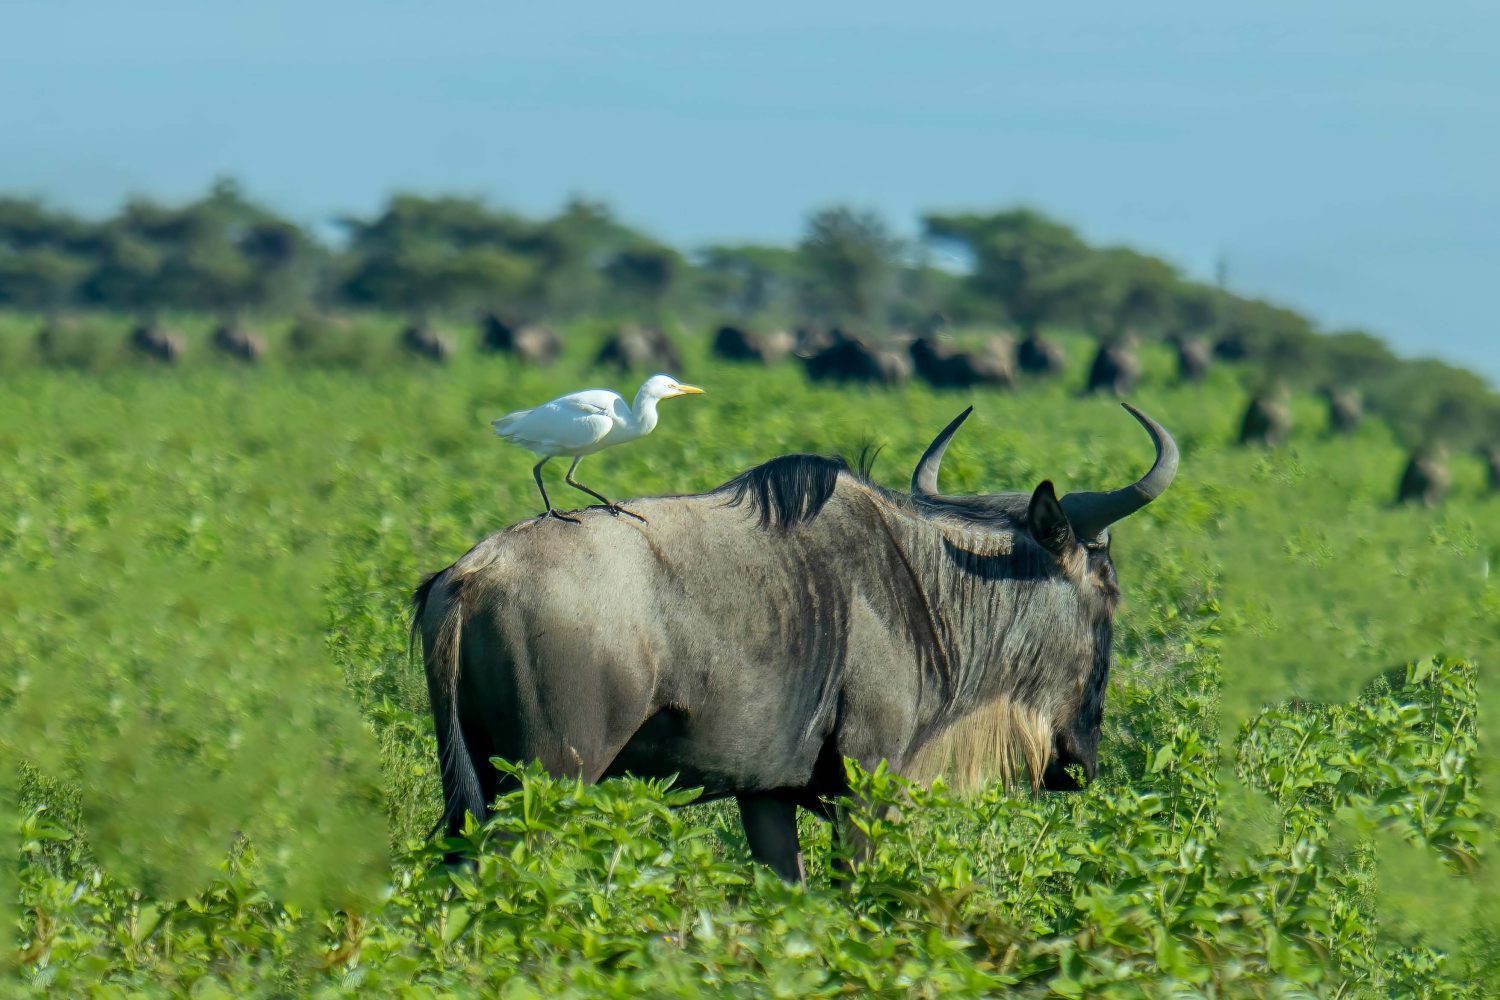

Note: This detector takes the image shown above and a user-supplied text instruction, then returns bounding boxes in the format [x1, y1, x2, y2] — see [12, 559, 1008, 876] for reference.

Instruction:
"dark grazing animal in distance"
[481, 314, 563, 366]
[1172, 334, 1213, 383]
[1322, 386, 1364, 436]
[595, 324, 683, 373]
[129, 322, 184, 364]
[1015, 333, 1067, 377]
[909, 335, 1015, 390]
[1239, 389, 1293, 447]
[401, 323, 454, 362]
[1484, 446, 1500, 493]
[210, 323, 265, 363]
[412, 403, 1178, 881]
[1396, 447, 1449, 507]
[801, 329, 912, 386]
[1084, 338, 1142, 396]
[711, 325, 794, 365]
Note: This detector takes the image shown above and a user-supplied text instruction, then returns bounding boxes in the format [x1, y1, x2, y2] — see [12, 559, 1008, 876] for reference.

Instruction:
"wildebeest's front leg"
[736, 794, 805, 882]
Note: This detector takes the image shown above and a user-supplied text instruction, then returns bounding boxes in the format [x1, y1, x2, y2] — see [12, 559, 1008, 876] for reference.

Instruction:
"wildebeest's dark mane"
[717, 448, 1034, 532]
[719, 453, 852, 530]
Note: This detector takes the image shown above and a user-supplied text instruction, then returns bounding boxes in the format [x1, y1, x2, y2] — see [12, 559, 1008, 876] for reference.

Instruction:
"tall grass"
[2, 316, 1497, 994]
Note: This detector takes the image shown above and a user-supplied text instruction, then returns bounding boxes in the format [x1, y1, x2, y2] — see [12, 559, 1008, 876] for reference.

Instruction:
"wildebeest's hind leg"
[736, 794, 806, 883]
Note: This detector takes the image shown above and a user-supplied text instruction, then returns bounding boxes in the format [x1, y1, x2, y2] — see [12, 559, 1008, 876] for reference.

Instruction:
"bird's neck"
[629, 387, 662, 436]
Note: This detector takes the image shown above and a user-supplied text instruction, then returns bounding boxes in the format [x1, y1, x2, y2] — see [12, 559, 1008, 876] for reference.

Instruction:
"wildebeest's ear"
[1027, 480, 1077, 558]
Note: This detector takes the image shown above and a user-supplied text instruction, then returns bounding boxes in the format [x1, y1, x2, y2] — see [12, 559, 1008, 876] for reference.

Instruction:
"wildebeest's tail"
[412, 570, 486, 839]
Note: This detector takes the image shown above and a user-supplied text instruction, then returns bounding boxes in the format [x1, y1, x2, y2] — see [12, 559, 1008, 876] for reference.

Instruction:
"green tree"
[79, 180, 318, 316]
[695, 244, 801, 319]
[605, 244, 681, 320]
[239, 219, 319, 312]
[0, 198, 95, 312]
[0, 197, 91, 252]
[923, 208, 1089, 332]
[0, 248, 89, 312]
[79, 232, 163, 311]
[525, 197, 646, 317]
[1168, 281, 1224, 336]
[340, 195, 539, 316]
[1217, 296, 1318, 377]
[1038, 246, 1181, 338]
[1314, 330, 1401, 385]
[798, 206, 902, 326]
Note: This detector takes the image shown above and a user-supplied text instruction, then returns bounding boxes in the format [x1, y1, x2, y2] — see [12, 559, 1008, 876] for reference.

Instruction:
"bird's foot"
[606, 503, 647, 523]
[544, 509, 582, 524]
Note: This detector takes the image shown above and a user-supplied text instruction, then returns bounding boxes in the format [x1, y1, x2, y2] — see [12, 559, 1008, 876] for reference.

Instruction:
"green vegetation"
[2, 316, 1496, 996]
[4, 183, 1499, 452]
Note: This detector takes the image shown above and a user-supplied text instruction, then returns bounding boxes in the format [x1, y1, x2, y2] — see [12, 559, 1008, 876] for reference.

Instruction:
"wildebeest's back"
[444, 486, 926, 798]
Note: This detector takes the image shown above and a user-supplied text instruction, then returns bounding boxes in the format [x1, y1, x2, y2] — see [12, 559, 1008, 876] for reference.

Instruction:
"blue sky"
[3, 1, 1496, 380]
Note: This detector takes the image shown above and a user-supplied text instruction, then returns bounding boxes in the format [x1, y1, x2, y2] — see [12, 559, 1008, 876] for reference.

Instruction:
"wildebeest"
[129, 322, 184, 364]
[1396, 447, 1449, 507]
[1084, 338, 1142, 396]
[711, 325, 794, 365]
[802, 329, 912, 386]
[1484, 446, 1500, 493]
[1239, 389, 1293, 447]
[1015, 333, 1067, 377]
[792, 325, 836, 359]
[413, 403, 1177, 880]
[909, 335, 1015, 390]
[1213, 333, 1249, 361]
[1321, 386, 1364, 436]
[1172, 334, 1213, 383]
[210, 322, 265, 363]
[401, 323, 454, 362]
[481, 314, 563, 366]
[595, 324, 683, 373]
[34, 317, 105, 370]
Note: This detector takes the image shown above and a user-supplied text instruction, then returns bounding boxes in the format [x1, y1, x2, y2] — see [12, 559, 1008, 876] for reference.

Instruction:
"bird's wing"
[557, 389, 626, 418]
[493, 391, 623, 453]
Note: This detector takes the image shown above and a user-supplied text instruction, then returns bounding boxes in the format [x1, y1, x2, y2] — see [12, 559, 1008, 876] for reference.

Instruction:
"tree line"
[1, 178, 1496, 447]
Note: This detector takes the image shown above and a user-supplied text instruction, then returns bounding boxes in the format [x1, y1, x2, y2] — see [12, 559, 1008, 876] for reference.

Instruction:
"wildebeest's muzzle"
[1042, 730, 1098, 792]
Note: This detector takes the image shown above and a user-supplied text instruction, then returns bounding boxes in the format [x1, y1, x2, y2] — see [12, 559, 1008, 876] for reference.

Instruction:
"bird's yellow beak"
[671, 383, 705, 395]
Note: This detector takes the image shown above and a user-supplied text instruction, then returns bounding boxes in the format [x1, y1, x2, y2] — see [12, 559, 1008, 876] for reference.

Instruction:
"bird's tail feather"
[492, 410, 531, 435]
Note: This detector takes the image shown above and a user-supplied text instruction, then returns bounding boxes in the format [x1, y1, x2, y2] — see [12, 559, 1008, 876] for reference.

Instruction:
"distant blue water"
[3, 1, 1495, 381]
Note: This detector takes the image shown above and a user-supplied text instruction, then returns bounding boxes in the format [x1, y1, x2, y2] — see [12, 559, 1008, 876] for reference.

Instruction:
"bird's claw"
[545, 509, 582, 524]
[606, 504, 648, 523]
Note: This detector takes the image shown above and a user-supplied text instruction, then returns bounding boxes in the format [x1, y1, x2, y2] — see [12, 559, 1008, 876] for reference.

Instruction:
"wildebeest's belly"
[601, 703, 809, 799]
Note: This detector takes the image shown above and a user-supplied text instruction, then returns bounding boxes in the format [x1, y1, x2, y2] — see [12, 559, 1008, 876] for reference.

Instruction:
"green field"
[3, 317, 1498, 997]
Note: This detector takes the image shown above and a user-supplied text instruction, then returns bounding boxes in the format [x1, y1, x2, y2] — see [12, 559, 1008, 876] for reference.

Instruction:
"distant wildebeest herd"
[23, 313, 1497, 504]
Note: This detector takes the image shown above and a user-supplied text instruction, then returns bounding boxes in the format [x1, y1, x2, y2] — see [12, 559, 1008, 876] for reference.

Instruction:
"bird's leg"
[534, 458, 580, 524]
[565, 457, 646, 523]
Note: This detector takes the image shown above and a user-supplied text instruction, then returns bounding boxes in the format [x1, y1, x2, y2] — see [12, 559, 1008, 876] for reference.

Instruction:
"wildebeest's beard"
[898, 508, 1117, 796]
[1042, 611, 1114, 791]
[903, 403, 1174, 795]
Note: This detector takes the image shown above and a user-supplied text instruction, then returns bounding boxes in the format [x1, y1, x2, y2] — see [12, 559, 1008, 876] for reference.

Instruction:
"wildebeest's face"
[911, 404, 1176, 795]
[1024, 481, 1118, 791]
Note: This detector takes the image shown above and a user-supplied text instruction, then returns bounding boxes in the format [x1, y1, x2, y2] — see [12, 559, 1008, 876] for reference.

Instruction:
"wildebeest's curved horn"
[1060, 403, 1178, 540]
[912, 406, 973, 497]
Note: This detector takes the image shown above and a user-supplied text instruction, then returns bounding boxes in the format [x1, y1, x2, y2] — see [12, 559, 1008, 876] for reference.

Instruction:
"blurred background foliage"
[3, 180, 1498, 450]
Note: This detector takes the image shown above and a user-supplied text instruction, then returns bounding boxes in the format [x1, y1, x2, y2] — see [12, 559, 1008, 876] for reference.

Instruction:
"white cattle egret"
[493, 373, 705, 522]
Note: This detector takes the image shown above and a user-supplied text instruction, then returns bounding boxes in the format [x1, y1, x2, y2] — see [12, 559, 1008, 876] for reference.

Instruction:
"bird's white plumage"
[493, 391, 628, 455]
[492, 374, 703, 460]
